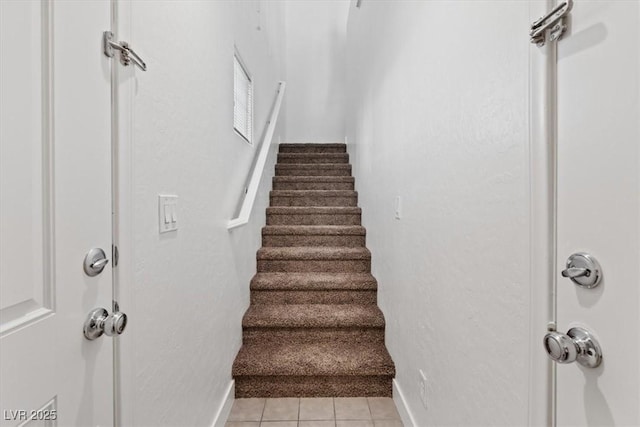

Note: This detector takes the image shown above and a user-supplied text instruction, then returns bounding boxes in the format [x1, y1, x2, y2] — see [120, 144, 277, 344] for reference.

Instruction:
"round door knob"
[83, 308, 128, 340]
[104, 311, 128, 336]
[543, 331, 578, 363]
[543, 327, 602, 368]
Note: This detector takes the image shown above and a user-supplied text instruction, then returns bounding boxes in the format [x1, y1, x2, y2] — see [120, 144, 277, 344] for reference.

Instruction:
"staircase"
[232, 143, 395, 397]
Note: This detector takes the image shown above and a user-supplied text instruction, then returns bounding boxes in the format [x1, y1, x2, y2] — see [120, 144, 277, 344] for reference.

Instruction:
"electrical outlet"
[419, 369, 428, 409]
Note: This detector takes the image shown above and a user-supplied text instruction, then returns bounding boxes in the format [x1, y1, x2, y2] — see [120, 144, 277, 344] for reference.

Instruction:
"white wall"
[346, 1, 531, 425]
[284, 0, 349, 142]
[124, 1, 285, 425]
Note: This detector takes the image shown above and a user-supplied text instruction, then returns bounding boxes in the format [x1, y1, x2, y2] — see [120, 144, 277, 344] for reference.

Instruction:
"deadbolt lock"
[561, 252, 602, 288]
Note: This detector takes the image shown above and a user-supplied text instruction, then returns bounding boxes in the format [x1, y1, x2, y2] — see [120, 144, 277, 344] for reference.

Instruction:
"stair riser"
[266, 213, 361, 226]
[270, 195, 357, 207]
[235, 375, 392, 398]
[277, 154, 349, 164]
[263, 234, 365, 247]
[276, 166, 351, 177]
[257, 259, 370, 273]
[279, 146, 346, 154]
[273, 181, 354, 190]
[243, 328, 384, 345]
[250, 290, 377, 305]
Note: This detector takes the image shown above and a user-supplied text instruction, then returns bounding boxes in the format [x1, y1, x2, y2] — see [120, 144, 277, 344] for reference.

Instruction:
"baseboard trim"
[211, 380, 235, 427]
[393, 379, 417, 427]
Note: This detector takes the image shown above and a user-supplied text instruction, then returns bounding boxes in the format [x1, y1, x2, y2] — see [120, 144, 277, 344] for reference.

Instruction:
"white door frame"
[528, 1, 557, 426]
[110, 0, 136, 425]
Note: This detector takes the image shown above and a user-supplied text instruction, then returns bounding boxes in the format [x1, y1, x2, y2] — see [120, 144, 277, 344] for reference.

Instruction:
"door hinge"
[530, 0, 573, 47]
[103, 31, 147, 71]
[112, 244, 119, 268]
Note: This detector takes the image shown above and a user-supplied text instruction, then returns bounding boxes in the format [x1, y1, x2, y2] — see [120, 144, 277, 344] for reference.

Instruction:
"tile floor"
[225, 397, 404, 427]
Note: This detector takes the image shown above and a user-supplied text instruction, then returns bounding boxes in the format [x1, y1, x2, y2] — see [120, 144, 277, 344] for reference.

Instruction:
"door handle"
[83, 308, 128, 340]
[543, 327, 602, 368]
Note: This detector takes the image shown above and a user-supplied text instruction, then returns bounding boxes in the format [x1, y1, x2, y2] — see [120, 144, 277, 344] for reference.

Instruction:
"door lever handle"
[561, 267, 589, 279]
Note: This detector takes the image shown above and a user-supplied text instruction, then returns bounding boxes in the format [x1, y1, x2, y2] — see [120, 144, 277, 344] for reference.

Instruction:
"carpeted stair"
[232, 143, 395, 397]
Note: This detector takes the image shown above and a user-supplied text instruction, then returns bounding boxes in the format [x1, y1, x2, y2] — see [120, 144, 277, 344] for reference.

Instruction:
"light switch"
[159, 195, 178, 233]
[171, 205, 177, 223]
[164, 205, 171, 224]
[394, 196, 402, 220]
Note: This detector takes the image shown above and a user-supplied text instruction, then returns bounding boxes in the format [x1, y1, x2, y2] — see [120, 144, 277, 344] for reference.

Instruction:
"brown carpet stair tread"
[272, 176, 355, 190]
[262, 225, 365, 236]
[276, 164, 352, 171]
[267, 206, 361, 214]
[232, 341, 395, 377]
[279, 143, 347, 152]
[250, 272, 378, 291]
[242, 304, 385, 328]
[270, 190, 358, 197]
[277, 153, 349, 163]
[273, 176, 354, 183]
[257, 246, 370, 260]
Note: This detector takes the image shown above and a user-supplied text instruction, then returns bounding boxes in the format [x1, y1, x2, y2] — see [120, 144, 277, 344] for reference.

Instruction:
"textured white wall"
[127, 1, 284, 425]
[346, 1, 531, 425]
[284, 0, 349, 142]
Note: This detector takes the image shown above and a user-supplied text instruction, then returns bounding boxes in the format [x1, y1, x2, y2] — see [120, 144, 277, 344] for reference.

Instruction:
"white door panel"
[556, 1, 640, 425]
[1, 1, 114, 426]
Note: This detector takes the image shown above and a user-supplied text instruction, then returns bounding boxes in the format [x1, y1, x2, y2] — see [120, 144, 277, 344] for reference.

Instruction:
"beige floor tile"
[299, 421, 336, 427]
[334, 398, 371, 420]
[367, 398, 400, 420]
[228, 398, 266, 422]
[336, 421, 374, 427]
[373, 420, 403, 427]
[260, 422, 298, 427]
[299, 398, 335, 420]
[225, 422, 260, 427]
[262, 398, 300, 421]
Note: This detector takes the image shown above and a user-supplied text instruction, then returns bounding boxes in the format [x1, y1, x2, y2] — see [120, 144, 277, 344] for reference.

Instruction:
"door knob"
[83, 307, 128, 340]
[561, 252, 602, 288]
[543, 327, 602, 368]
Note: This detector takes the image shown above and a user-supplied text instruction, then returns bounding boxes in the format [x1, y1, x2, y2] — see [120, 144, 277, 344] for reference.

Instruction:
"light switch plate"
[159, 195, 178, 233]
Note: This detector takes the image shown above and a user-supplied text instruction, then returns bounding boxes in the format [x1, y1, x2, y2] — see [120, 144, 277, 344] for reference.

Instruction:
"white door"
[0, 1, 115, 426]
[555, 0, 640, 425]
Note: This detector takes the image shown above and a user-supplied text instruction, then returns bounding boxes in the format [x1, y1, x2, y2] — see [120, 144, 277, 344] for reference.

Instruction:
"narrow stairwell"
[232, 143, 395, 397]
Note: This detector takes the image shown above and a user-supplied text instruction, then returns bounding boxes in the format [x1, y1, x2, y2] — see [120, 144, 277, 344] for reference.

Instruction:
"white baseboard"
[211, 380, 235, 427]
[393, 379, 417, 427]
